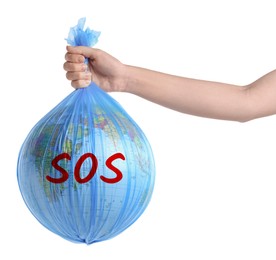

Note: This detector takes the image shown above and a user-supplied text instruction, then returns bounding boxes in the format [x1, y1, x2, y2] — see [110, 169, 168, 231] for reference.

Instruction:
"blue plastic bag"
[17, 18, 155, 244]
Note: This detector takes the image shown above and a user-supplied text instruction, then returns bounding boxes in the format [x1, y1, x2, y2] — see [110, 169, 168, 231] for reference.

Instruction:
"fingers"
[65, 52, 85, 63]
[66, 70, 92, 89]
[66, 70, 91, 81]
[71, 79, 92, 89]
[63, 61, 87, 72]
[66, 46, 97, 59]
[64, 60, 92, 88]
[64, 46, 96, 88]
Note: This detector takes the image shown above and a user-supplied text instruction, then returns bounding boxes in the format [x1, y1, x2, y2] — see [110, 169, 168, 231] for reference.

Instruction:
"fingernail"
[85, 73, 91, 80]
[82, 64, 87, 71]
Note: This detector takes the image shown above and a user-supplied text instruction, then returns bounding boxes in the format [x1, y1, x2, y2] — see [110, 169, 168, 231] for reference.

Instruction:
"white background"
[1, 0, 276, 259]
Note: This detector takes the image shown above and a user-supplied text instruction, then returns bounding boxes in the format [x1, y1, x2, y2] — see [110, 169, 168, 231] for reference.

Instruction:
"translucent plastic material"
[17, 18, 155, 244]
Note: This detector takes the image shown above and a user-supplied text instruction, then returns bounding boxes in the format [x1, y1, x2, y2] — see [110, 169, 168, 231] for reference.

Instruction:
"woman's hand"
[64, 46, 128, 92]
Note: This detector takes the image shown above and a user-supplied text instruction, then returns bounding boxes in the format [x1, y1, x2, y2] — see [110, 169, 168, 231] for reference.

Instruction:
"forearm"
[124, 65, 251, 121]
[65, 47, 276, 121]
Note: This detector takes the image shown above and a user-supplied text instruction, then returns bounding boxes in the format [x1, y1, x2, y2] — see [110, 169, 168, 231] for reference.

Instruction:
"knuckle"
[71, 79, 89, 89]
[66, 72, 71, 80]
[66, 71, 84, 81]
[71, 81, 76, 88]
[65, 53, 73, 61]
[63, 62, 68, 71]
[65, 52, 83, 63]
[71, 80, 79, 89]
[64, 52, 69, 60]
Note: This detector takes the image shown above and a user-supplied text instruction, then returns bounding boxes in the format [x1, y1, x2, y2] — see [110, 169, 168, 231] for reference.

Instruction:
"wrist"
[122, 65, 141, 94]
[109, 64, 132, 93]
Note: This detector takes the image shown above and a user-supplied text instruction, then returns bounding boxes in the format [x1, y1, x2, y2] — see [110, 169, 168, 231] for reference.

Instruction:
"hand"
[64, 46, 127, 92]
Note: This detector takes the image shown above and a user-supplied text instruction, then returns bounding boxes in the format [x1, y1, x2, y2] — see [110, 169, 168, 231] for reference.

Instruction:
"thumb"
[66, 46, 96, 59]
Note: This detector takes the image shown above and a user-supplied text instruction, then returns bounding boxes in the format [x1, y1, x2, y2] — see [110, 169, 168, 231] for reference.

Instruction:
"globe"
[17, 83, 155, 244]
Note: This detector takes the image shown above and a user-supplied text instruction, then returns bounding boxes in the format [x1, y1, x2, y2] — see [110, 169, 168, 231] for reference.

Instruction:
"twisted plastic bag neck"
[65, 17, 100, 47]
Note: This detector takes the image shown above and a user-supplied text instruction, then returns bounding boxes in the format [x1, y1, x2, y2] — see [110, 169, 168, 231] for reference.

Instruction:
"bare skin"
[64, 46, 276, 122]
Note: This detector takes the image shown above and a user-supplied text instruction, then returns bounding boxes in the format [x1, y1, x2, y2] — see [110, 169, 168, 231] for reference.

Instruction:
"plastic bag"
[17, 18, 155, 244]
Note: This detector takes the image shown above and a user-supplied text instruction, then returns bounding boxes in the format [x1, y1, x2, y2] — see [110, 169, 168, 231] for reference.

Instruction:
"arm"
[125, 66, 276, 122]
[64, 46, 276, 122]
